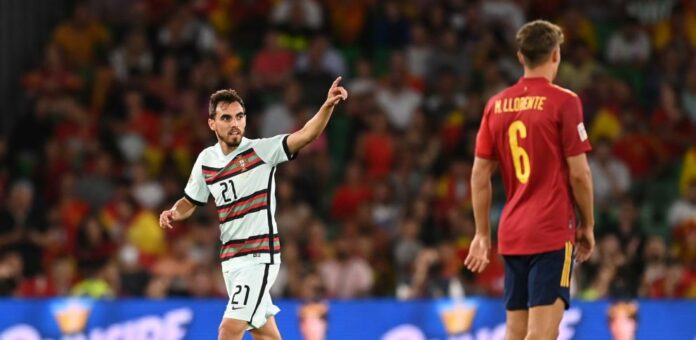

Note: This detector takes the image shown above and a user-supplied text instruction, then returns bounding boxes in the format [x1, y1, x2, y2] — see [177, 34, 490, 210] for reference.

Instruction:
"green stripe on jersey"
[219, 196, 267, 218]
[220, 241, 272, 254]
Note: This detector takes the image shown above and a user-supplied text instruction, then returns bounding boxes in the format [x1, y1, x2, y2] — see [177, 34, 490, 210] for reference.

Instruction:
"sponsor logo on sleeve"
[577, 123, 588, 142]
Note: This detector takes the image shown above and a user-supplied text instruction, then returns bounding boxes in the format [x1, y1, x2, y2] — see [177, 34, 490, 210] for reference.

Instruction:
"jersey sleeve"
[474, 103, 496, 160]
[560, 95, 592, 157]
[254, 134, 296, 166]
[184, 153, 210, 206]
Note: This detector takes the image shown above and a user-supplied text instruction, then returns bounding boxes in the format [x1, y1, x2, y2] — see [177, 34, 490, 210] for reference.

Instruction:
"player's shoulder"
[545, 83, 580, 101]
[247, 134, 287, 148]
[244, 137, 263, 145]
[196, 144, 221, 163]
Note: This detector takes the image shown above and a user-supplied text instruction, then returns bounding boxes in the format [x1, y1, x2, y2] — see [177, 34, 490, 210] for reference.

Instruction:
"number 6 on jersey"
[508, 120, 530, 184]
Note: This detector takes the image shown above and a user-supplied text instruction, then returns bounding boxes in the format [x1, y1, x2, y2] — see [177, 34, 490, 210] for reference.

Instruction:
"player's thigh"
[506, 310, 528, 340]
[250, 316, 281, 340]
[526, 298, 565, 340]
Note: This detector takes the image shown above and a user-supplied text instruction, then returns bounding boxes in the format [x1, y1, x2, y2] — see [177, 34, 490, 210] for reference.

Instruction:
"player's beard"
[216, 128, 243, 148]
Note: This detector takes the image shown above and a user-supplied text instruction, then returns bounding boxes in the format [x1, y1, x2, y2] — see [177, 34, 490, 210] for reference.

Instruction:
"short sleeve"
[184, 154, 210, 206]
[474, 104, 496, 160]
[254, 134, 296, 166]
[560, 96, 592, 157]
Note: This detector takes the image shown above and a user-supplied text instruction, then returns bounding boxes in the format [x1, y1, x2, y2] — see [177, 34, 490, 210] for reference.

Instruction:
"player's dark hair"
[208, 89, 245, 119]
[515, 20, 564, 68]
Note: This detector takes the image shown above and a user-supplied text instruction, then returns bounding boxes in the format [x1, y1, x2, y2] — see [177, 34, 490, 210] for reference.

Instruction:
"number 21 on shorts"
[231, 284, 250, 306]
[508, 120, 530, 184]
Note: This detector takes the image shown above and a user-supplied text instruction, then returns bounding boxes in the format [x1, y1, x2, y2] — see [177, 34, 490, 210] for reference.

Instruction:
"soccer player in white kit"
[159, 77, 348, 340]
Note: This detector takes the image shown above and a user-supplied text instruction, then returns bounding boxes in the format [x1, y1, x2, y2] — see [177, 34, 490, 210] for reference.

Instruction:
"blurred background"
[0, 0, 695, 338]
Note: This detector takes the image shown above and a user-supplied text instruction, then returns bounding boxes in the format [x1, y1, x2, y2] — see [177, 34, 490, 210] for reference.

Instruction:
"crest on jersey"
[577, 123, 588, 142]
[238, 158, 247, 171]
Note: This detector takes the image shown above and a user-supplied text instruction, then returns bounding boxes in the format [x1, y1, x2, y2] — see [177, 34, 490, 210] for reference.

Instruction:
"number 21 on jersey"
[508, 120, 530, 184]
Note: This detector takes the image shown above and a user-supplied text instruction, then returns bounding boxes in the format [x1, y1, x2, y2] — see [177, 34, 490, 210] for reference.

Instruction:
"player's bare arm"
[465, 156, 498, 273]
[286, 76, 348, 154]
[566, 153, 595, 262]
[159, 196, 197, 229]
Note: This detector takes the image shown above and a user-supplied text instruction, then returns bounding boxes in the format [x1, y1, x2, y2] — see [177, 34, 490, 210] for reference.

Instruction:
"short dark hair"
[515, 20, 564, 68]
[208, 89, 245, 119]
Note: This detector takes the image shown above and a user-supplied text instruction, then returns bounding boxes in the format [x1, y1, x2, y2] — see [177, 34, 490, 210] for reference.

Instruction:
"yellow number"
[508, 120, 530, 184]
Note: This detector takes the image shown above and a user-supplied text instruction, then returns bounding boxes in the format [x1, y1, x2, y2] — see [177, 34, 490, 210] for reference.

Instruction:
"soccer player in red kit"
[464, 20, 595, 340]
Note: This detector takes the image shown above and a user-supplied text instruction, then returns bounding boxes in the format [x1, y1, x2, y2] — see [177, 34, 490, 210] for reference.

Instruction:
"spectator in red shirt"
[613, 109, 667, 178]
[356, 112, 395, 181]
[648, 259, 696, 298]
[251, 30, 296, 91]
[22, 43, 82, 97]
[331, 162, 372, 221]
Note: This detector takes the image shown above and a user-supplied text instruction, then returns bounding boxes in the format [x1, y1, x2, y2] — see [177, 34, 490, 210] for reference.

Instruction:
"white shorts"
[221, 262, 280, 329]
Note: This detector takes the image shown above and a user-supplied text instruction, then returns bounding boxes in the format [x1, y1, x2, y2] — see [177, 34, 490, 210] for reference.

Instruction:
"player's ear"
[551, 47, 560, 63]
[208, 117, 215, 131]
[516, 51, 525, 66]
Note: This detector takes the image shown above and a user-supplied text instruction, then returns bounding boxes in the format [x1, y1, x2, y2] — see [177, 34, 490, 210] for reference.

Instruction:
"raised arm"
[159, 196, 197, 229]
[286, 76, 348, 154]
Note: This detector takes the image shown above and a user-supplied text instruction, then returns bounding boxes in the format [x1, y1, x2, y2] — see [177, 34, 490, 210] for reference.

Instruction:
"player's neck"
[523, 66, 555, 83]
[218, 140, 238, 156]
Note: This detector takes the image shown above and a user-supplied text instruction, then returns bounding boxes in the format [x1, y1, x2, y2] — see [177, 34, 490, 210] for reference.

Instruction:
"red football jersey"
[475, 77, 592, 255]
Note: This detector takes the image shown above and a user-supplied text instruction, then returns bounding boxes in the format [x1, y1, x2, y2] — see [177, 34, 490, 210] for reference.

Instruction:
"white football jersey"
[184, 134, 295, 266]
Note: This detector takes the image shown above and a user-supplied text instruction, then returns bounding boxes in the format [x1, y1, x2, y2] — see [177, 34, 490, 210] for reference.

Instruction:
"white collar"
[214, 137, 250, 158]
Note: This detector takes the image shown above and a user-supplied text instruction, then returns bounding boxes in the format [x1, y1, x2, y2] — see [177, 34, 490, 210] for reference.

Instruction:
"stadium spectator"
[652, 4, 696, 51]
[324, 0, 369, 45]
[668, 180, 696, 228]
[51, 3, 110, 68]
[22, 43, 83, 97]
[405, 23, 433, 81]
[606, 18, 651, 66]
[0, 181, 49, 278]
[376, 53, 423, 130]
[0, 252, 22, 296]
[556, 41, 601, 93]
[271, 0, 323, 31]
[589, 138, 631, 210]
[355, 112, 396, 181]
[251, 30, 296, 92]
[295, 35, 347, 78]
[318, 238, 373, 299]
[372, 1, 411, 49]
[651, 83, 695, 160]
[110, 30, 154, 83]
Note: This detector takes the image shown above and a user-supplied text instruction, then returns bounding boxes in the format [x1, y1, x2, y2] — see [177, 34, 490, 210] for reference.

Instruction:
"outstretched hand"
[326, 76, 348, 106]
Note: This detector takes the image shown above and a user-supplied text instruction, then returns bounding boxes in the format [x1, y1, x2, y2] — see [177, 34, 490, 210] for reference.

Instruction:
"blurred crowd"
[1, 0, 696, 302]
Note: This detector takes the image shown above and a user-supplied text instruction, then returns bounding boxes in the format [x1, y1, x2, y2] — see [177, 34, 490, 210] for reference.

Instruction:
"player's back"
[475, 77, 591, 255]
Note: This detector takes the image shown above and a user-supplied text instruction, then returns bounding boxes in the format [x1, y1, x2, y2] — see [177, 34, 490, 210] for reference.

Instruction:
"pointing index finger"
[332, 76, 342, 88]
